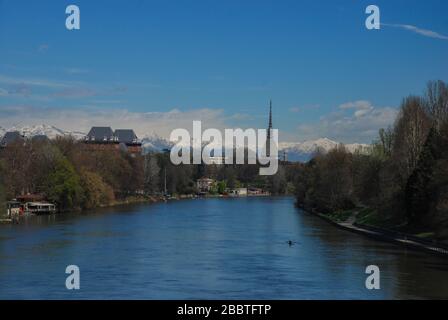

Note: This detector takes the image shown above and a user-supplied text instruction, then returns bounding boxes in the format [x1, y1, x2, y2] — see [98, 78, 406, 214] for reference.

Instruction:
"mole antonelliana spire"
[266, 99, 273, 157]
[269, 99, 273, 130]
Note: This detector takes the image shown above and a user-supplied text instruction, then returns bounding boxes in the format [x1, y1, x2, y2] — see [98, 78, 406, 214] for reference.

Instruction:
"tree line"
[295, 80, 448, 240]
[0, 138, 296, 214]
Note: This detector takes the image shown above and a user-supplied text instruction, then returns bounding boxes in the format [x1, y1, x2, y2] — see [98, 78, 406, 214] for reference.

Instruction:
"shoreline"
[301, 206, 448, 258]
[0, 195, 165, 224]
[1, 193, 276, 224]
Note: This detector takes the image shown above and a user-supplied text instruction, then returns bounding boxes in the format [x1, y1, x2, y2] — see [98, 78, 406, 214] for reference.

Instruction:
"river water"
[1, 196, 448, 299]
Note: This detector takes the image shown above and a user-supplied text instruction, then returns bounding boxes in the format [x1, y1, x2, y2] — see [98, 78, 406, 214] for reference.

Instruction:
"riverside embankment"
[306, 207, 448, 257]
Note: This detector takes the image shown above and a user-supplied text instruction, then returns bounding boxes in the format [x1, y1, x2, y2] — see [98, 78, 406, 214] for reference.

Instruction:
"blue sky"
[0, 0, 447, 143]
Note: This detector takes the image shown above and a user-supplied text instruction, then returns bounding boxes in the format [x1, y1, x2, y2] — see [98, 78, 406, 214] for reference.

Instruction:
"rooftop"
[0, 131, 24, 147]
[114, 129, 139, 144]
[85, 127, 115, 142]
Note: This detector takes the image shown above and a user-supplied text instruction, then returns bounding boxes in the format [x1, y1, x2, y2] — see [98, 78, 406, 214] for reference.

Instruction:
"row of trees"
[0, 137, 296, 214]
[295, 80, 448, 239]
[144, 150, 296, 196]
[0, 139, 144, 212]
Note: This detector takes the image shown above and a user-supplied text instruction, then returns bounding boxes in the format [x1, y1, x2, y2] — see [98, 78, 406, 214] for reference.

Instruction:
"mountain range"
[278, 138, 370, 162]
[0, 124, 370, 162]
[0, 124, 86, 140]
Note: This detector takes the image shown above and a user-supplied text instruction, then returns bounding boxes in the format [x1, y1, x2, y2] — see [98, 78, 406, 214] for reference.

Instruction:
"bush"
[80, 170, 115, 209]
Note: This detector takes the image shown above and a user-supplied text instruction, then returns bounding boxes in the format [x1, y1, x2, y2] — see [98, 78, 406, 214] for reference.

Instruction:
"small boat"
[24, 202, 57, 215]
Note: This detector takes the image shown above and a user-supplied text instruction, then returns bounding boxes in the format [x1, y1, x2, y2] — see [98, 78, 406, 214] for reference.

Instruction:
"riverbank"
[0, 195, 166, 224]
[1, 193, 273, 224]
[303, 206, 448, 258]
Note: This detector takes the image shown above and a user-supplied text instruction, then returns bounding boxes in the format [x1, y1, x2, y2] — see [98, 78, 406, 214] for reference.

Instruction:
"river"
[1, 196, 448, 299]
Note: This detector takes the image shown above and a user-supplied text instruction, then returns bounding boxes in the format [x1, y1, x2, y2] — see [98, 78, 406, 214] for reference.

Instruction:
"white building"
[229, 188, 247, 197]
[196, 178, 215, 192]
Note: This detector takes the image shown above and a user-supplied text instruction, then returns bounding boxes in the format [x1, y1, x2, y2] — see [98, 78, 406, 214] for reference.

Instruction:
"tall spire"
[266, 100, 272, 157]
[268, 99, 273, 130]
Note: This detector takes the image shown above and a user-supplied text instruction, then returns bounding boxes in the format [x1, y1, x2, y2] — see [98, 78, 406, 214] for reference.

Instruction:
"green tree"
[217, 180, 227, 194]
[44, 157, 83, 211]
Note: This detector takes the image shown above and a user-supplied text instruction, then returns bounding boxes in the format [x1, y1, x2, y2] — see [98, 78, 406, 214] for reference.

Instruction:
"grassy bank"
[319, 206, 442, 243]
[322, 209, 354, 223]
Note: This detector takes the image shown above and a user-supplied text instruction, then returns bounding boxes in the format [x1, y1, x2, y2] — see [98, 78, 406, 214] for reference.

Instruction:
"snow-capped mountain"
[0, 124, 370, 162]
[8, 124, 67, 139]
[0, 124, 86, 140]
[141, 135, 370, 161]
[141, 133, 173, 152]
[279, 138, 370, 162]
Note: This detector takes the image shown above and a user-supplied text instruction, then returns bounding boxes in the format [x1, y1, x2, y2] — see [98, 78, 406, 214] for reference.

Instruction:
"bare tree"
[393, 96, 431, 181]
[143, 153, 160, 194]
[378, 127, 394, 158]
[425, 80, 448, 131]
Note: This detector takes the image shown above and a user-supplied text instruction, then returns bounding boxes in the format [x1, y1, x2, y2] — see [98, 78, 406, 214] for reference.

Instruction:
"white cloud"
[289, 104, 320, 113]
[0, 74, 78, 88]
[339, 100, 371, 110]
[354, 108, 372, 118]
[296, 101, 398, 144]
[0, 74, 132, 101]
[64, 68, 89, 75]
[0, 100, 397, 144]
[0, 105, 229, 139]
[338, 100, 374, 119]
[383, 23, 448, 41]
[51, 87, 96, 98]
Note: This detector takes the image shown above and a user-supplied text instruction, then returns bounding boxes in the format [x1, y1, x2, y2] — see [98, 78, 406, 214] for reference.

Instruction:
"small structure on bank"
[247, 187, 270, 196]
[228, 188, 248, 197]
[6, 194, 57, 217]
[196, 178, 215, 193]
